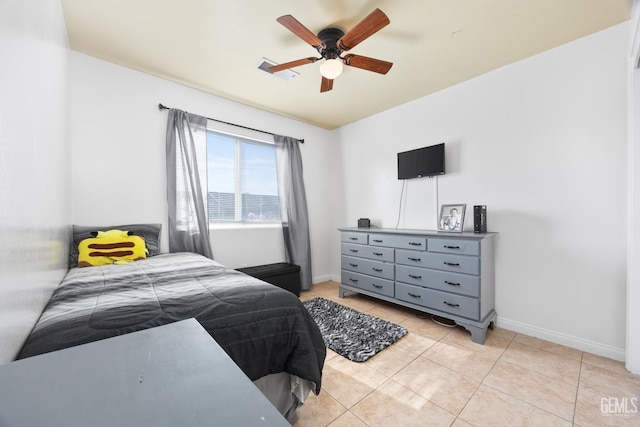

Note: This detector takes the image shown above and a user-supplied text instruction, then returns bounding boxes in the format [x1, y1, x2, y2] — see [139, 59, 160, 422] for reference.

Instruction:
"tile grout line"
[477, 336, 580, 423]
[452, 327, 517, 425]
[572, 351, 585, 426]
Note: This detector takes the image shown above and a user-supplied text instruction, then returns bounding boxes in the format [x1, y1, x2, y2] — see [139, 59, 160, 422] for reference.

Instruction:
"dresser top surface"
[339, 227, 497, 239]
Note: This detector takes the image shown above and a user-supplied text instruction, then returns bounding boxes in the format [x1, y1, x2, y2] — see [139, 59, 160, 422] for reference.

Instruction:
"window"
[207, 130, 280, 223]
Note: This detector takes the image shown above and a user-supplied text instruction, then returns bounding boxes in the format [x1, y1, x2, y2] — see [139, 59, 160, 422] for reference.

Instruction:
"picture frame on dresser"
[438, 204, 466, 232]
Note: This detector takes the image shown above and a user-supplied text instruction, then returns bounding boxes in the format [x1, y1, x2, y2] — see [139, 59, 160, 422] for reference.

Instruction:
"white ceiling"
[60, 0, 631, 130]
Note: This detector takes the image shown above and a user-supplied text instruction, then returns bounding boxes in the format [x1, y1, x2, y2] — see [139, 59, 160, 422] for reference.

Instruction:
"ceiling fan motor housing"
[317, 27, 345, 59]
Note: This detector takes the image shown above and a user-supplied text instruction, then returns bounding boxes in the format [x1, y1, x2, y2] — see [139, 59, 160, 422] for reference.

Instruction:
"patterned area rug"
[302, 297, 408, 362]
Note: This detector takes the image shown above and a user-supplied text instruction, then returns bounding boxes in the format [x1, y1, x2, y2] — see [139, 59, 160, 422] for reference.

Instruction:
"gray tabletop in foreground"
[0, 318, 289, 427]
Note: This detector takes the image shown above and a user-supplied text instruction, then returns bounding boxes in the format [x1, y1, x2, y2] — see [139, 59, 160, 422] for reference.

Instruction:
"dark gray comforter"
[18, 252, 325, 393]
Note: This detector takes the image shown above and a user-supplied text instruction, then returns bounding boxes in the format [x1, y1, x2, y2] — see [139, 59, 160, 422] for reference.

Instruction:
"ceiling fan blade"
[269, 57, 319, 73]
[320, 77, 333, 92]
[276, 15, 325, 49]
[337, 8, 390, 51]
[343, 54, 393, 74]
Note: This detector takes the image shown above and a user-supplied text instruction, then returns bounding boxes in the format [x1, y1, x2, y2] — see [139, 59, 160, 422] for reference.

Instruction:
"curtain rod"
[158, 103, 304, 143]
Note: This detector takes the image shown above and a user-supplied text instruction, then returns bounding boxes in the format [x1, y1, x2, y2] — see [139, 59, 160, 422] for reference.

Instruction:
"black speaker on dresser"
[474, 205, 487, 233]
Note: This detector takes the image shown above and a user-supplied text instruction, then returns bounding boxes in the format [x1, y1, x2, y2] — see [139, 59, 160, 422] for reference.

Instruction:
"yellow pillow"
[78, 229, 148, 268]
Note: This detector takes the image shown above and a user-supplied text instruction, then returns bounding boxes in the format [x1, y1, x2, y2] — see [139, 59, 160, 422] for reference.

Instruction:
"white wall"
[334, 23, 630, 360]
[68, 52, 338, 281]
[0, 0, 70, 363]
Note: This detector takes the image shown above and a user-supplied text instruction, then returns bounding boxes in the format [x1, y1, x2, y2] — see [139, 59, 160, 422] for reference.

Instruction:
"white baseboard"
[312, 274, 339, 284]
[498, 316, 626, 362]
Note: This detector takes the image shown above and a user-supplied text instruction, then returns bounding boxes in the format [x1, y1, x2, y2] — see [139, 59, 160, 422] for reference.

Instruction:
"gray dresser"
[339, 227, 497, 344]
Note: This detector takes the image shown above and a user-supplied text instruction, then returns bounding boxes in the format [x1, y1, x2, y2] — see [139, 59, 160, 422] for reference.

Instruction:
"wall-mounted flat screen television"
[397, 143, 445, 179]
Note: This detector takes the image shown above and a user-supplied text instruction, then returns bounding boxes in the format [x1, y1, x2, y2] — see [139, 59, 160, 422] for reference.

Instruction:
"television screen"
[397, 143, 445, 179]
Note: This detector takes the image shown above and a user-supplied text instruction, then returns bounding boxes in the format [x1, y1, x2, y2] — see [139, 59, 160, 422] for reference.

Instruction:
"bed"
[17, 225, 326, 420]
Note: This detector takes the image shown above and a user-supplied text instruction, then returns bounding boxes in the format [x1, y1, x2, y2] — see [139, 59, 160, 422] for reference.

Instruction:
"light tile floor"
[291, 281, 640, 427]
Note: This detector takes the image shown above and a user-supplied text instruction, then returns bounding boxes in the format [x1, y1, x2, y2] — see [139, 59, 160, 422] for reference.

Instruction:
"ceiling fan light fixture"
[319, 58, 343, 79]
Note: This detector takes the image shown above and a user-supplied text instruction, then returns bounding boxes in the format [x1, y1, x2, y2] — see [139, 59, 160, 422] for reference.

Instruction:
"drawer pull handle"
[349, 278, 359, 283]
[372, 284, 383, 289]
[349, 263, 358, 267]
[349, 249, 359, 253]
[444, 301, 460, 307]
[409, 242, 423, 246]
[408, 292, 421, 298]
[408, 274, 422, 279]
[444, 280, 461, 286]
[372, 239, 383, 243]
[444, 245, 460, 249]
[373, 252, 384, 256]
[372, 267, 383, 272]
[444, 262, 460, 267]
[349, 237, 358, 241]
[408, 257, 421, 262]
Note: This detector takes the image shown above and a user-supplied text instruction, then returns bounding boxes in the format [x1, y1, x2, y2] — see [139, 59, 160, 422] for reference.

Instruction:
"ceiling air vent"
[256, 57, 299, 82]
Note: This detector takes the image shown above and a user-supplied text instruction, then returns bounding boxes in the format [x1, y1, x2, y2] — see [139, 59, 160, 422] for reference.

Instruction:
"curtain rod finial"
[158, 103, 168, 110]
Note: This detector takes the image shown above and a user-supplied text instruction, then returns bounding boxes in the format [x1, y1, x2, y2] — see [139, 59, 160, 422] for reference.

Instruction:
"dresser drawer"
[422, 253, 480, 275]
[341, 243, 395, 262]
[341, 255, 394, 280]
[341, 270, 394, 298]
[396, 283, 480, 320]
[396, 265, 480, 297]
[428, 238, 480, 256]
[397, 250, 480, 275]
[369, 234, 427, 251]
[341, 232, 368, 245]
[396, 249, 431, 267]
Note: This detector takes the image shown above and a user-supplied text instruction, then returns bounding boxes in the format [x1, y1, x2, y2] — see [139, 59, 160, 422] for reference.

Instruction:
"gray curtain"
[165, 109, 213, 259]
[274, 135, 312, 290]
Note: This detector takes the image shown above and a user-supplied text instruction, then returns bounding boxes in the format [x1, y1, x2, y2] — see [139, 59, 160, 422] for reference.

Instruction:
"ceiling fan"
[269, 8, 393, 93]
